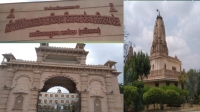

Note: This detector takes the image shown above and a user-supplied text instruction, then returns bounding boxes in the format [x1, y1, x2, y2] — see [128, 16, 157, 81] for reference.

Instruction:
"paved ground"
[141, 103, 200, 112]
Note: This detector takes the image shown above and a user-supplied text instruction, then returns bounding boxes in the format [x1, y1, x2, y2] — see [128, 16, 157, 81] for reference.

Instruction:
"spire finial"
[156, 9, 160, 16]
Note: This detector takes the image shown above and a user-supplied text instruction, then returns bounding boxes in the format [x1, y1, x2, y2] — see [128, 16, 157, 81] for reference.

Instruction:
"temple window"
[164, 63, 166, 69]
[166, 82, 170, 86]
[174, 82, 178, 87]
[172, 67, 176, 71]
[155, 83, 159, 87]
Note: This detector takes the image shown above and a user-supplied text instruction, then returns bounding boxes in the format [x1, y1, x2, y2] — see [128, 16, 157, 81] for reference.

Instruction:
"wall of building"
[150, 57, 181, 72]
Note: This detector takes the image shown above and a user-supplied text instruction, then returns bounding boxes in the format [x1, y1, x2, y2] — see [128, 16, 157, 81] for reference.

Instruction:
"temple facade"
[143, 13, 182, 88]
[0, 43, 123, 112]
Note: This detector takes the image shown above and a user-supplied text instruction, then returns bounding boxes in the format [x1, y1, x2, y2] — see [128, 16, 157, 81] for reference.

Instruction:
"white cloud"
[166, 36, 190, 57]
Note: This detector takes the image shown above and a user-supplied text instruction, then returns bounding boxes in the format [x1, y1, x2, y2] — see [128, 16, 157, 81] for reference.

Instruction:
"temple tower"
[144, 11, 183, 89]
[150, 13, 168, 56]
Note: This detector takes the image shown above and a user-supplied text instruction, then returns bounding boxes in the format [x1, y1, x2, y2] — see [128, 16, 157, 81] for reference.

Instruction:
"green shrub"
[132, 81, 144, 111]
[165, 90, 181, 107]
[143, 85, 151, 93]
[143, 87, 165, 109]
[124, 86, 138, 112]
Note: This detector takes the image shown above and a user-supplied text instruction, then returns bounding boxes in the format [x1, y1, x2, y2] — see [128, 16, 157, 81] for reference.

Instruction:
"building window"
[181, 83, 184, 90]
[44, 99, 47, 103]
[61, 95, 64, 97]
[66, 95, 69, 98]
[13, 95, 24, 110]
[40, 94, 42, 96]
[66, 100, 69, 104]
[76, 95, 79, 98]
[72, 95, 74, 98]
[61, 100, 64, 103]
[164, 63, 166, 69]
[55, 100, 58, 104]
[49, 100, 52, 103]
[166, 82, 170, 86]
[155, 83, 159, 87]
[174, 82, 178, 87]
[43, 105, 47, 109]
[38, 105, 41, 108]
[71, 101, 74, 104]
[55, 94, 58, 97]
[94, 99, 101, 112]
[45, 94, 48, 97]
[172, 67, 176, 71]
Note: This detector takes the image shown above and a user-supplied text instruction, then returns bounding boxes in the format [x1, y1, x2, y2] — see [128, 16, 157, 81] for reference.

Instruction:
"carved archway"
[40, 73, 81, 92]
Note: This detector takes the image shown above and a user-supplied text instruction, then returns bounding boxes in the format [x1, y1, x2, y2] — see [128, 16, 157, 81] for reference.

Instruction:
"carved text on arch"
[109, 3, 118, 12]
[5, 11, 121, 33]
[7, 8, 15, 18]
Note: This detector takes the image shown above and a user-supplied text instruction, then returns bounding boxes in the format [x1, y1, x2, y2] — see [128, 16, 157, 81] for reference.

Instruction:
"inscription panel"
[0, 0, 123, 42]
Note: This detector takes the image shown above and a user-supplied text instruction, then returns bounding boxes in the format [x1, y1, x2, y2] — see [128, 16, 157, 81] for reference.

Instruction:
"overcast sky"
[124, 1, 200, 72]
[0, 43, 123, 93]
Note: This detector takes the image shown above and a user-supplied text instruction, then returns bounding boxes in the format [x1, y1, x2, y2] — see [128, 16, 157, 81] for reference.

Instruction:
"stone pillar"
[105, 74, 114, 112]
[28, 70, 42, 112]
[0, 68, 16, 112]
[80, 73, 89, 112]
[80, 57, 86, 65]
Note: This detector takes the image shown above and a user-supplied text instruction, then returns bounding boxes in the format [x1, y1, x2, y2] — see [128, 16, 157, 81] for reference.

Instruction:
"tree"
[124, 86, 138, 112]
[178, 68, 187, 89]
[143, 87, 165, 110]
[186, 69, 200, 103]
[132, 81, 144, 112]
[133, 51, 151, 81]
[165, 90, 180, 107]
[123, 25, 135, 64]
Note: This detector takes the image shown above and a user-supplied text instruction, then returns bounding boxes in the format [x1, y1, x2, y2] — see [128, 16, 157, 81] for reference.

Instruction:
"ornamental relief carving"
[88, 78, 106, 96]
[11, 74, 33, 90]
[13, 95, 24, 110]
[39, 73, 81, 91]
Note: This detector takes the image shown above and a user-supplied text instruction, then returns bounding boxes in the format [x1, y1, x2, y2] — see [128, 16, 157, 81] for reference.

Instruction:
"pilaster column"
[28, 70, 42, 112]
[105, 74, 114, 112]
[80, 73, 89, 112]
[0, 68, 16, 112]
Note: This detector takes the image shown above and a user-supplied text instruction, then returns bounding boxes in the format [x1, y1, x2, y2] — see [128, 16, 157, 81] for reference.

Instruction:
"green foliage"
[160, 85, 186, 96]
[119, 83, 124, 94]
[133, 51, 151, 81]
[124, 51, 151, 85]
[186, 69, 200, 103]
[143, 85, 151, 93]
[143, 87, 165, 109]
[132, 81, 144, 111]
[165, 90, 181, 107]
[124, 86, 138, 112]
[178, 69, 187, 84]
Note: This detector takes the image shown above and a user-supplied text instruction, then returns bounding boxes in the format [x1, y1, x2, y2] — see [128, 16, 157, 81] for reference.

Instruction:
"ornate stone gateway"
[0, 43, 123, 112]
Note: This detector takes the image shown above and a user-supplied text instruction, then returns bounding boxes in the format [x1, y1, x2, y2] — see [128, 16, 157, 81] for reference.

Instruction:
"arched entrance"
[37, 77, 80, 112]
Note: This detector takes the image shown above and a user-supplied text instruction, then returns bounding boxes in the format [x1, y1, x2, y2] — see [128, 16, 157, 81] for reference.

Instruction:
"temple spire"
[150, 10, 168, 56]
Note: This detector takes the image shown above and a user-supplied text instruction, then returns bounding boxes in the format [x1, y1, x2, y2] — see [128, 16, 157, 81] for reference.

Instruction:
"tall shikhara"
[150, 14, 168, 56]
